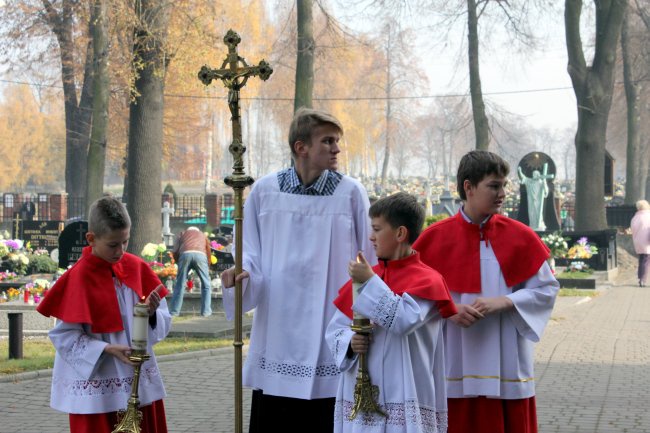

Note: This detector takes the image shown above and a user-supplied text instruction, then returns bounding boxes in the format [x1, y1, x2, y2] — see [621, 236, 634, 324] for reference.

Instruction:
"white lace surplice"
[222, 173, 376, 399]
[445, 240, 559, 399]
[326, 275, 448, 433]
[48, 279, 171, 414]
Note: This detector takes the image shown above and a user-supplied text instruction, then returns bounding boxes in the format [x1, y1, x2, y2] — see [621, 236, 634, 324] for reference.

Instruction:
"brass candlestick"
[349, 318, 386, 420]
[112, 351, 151, 433]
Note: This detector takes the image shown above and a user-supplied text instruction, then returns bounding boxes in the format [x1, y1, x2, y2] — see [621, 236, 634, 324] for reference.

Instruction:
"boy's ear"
[293, 140, 309, 157]
[397, 226, 409, 242]
[463, 179, 474, 197]
[86, 232, 96, 245]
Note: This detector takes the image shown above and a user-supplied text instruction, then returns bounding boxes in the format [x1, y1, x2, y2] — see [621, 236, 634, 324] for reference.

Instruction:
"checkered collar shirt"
[277, 167, 342, 196]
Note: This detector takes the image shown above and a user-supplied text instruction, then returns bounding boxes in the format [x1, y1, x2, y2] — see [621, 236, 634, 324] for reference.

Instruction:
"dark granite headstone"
[211, 249, 235, 274]
[58, 221, 88, 268]
[218, 225, 233, 236]
[516, 152, 560, 231]
[21, 221, 64, 252]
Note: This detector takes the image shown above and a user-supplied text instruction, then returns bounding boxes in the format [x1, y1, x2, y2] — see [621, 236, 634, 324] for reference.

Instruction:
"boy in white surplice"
[327, 192, 457, 433]
[221, 108, 376, 433]
[37, 196, 171, 433]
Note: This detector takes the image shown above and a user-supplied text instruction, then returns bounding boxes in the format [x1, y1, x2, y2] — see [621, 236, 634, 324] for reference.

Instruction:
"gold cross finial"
[198, 29, 273, 180]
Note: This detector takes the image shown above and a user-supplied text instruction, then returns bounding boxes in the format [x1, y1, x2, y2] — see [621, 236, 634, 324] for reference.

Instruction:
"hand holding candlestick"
[112, 301, 151, 433]
[348, 252, 386, 420]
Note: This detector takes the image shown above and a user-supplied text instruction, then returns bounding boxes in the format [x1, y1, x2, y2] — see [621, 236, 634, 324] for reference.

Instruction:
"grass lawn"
[558, 288, 600, 297]
[556, 270, 594, 279]
[0, 336, 237, 376]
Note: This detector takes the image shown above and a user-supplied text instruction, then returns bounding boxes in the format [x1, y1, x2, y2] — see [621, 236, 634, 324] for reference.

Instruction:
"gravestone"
[21, 221, 64, 252]
[212, 248, 235, 275]
[58, 221, 88, 268]
[516, 152, 560, 231]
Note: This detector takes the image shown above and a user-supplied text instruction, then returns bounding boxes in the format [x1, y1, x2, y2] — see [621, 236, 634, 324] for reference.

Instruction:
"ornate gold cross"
[198, 29, 272, 181]
[197, 29, 272, 433]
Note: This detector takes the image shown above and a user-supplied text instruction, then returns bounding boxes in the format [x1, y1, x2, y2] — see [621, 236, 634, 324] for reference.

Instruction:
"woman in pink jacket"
[631, 200, 650, 287]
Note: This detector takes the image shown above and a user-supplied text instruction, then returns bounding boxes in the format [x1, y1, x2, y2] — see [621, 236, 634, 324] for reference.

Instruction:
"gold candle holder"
[348, 318, 386, 420]
[112, 350, 151, 433]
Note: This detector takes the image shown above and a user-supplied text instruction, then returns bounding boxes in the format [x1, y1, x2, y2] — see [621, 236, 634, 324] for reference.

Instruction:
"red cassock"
[413, 212, 550, 433]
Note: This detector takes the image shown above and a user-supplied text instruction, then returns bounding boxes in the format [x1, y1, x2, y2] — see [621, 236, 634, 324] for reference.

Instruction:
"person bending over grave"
[169, 226, 212, 317]
[37, 196, 171, 433]
[221, 107, 376, 433]
[414, 150, 559, 433]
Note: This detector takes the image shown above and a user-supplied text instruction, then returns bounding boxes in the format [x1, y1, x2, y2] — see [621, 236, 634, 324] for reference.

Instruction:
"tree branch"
[564, 0, 587, 88]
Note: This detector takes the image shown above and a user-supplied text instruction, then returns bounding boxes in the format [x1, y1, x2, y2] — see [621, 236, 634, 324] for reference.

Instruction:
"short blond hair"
[636, 200, 650, 211]
[288, 107, 343, 156]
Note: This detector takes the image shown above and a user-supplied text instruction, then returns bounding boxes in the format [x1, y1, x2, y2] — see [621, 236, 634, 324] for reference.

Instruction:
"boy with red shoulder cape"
[413, 150, 559, 433]
[37, 196, 171, 433]
[326, 192, 457, 433]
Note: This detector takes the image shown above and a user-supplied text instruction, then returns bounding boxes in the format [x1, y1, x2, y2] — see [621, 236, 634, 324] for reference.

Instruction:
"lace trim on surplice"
[370, 290, 400, 330]
[62, 334, 92, 368]
[253, 353, 340, 379]
[332, 328, 347, 362]
[54, 365, 161, 397]
[335, 398, 448, 432]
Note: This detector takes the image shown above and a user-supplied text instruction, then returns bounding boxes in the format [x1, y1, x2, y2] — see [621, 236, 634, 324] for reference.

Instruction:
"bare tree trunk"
[621, 7, 647, 203]
[294, 0, 314, 112]
[42, 0, 94, 217]
[125, 0, 170, 254]
[565, 0, 627, 230]
[467, 0, 490, 150]
[86, 0, 109, 210]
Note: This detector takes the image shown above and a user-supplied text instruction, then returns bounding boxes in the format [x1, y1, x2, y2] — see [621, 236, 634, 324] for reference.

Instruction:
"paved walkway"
[1, 271, 648, 432]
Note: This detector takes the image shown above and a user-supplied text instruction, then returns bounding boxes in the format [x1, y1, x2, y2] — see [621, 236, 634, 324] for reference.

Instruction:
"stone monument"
[516, 152, 560, 231]
[161, 201, 175, 247]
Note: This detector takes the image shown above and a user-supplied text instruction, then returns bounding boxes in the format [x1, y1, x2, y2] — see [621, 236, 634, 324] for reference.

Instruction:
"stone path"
[1, 271, 648, 432]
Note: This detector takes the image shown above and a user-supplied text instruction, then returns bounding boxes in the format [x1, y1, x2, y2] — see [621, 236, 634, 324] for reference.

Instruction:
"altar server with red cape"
[327, 192, 457, 433]
[413, 151, 559, 433]
[37, 197, 171, 433]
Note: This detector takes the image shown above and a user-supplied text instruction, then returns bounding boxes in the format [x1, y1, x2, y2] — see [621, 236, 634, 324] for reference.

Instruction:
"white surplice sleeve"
[325, 309, 357, 372]
[351, 184, 376, 265]
[150, 298, 172, 344]
[223, 184, 265, 321]
[49, 321, 108, 380]
[353, 275, 437, 335]
[506, 261, 559, 342]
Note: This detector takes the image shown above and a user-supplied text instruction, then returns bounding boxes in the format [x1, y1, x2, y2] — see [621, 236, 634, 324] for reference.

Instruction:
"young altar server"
[326, 192, 457, 433]
[413, 150, 560, 433]
[37, 196, 171, 433]
[221, 107, 376, 433]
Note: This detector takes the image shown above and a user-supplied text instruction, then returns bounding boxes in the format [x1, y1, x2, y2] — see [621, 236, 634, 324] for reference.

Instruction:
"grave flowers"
[541, 232, 569, 258]
[566, 237, 599, 259]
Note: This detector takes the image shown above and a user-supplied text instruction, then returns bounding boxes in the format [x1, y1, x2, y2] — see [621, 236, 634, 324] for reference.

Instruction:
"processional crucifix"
[198, 29, 272, 433]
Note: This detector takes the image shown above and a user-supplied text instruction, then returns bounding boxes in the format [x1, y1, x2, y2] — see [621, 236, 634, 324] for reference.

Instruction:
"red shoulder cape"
[333, 252, 457, 320]
[37, 246, 168, 333]
[413, 212, 549, 294]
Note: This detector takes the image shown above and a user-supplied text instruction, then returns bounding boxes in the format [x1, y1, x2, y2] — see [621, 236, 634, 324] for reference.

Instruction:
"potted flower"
[541, 232, 569, 273]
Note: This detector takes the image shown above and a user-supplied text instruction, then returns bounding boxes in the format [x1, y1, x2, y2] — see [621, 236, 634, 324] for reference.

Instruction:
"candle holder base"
[348, 318, 386, 420]
[112, 352, 150, 433]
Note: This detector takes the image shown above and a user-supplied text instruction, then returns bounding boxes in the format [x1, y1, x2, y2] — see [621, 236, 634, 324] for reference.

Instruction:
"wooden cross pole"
[198, 29, 272, 433]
